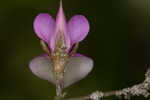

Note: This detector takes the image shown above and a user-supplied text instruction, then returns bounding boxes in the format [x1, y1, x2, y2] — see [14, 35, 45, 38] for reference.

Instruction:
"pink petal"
[73, 53, 84, 57]
[68, 15, 90, 45]
[50, 1, 70, 51]
[29, 54, 93, 87]
[33, 13, 55, 45]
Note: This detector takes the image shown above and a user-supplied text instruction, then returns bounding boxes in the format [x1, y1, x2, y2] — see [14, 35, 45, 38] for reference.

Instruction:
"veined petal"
[50, 1, 70, 51]
[68, 15, 90, 45]
[29, 54, 56, 84]
[29, 54, 93, 87]
[33, 13, 55, 45]
[64, 54, 93, 87]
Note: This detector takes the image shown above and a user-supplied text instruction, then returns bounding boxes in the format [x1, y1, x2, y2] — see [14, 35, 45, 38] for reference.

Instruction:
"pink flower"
[29, 1, 93, 87]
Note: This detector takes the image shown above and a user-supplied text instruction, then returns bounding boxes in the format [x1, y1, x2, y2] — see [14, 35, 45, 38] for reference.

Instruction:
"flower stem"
[56, 80, 63, 96]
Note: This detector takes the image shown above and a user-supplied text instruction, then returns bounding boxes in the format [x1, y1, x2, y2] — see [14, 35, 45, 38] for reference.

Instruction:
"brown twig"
[62, 68, 150, 100]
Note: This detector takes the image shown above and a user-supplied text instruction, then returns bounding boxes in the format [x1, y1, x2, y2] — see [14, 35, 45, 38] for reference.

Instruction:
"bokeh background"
[1, 0, 150, 100]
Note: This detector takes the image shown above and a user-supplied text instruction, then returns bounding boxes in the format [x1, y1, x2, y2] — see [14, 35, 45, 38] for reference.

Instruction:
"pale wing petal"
[64, 55, 93, 87]
[29, 54, 93, 87]
[29, 54, 56, 85]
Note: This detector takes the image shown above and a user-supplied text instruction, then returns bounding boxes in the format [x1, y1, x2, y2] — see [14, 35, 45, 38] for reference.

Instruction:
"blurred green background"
[1, 0, 150, 100]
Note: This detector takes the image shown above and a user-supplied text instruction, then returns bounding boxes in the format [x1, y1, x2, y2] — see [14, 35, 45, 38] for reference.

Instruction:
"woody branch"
[63, 68, 150, 100]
